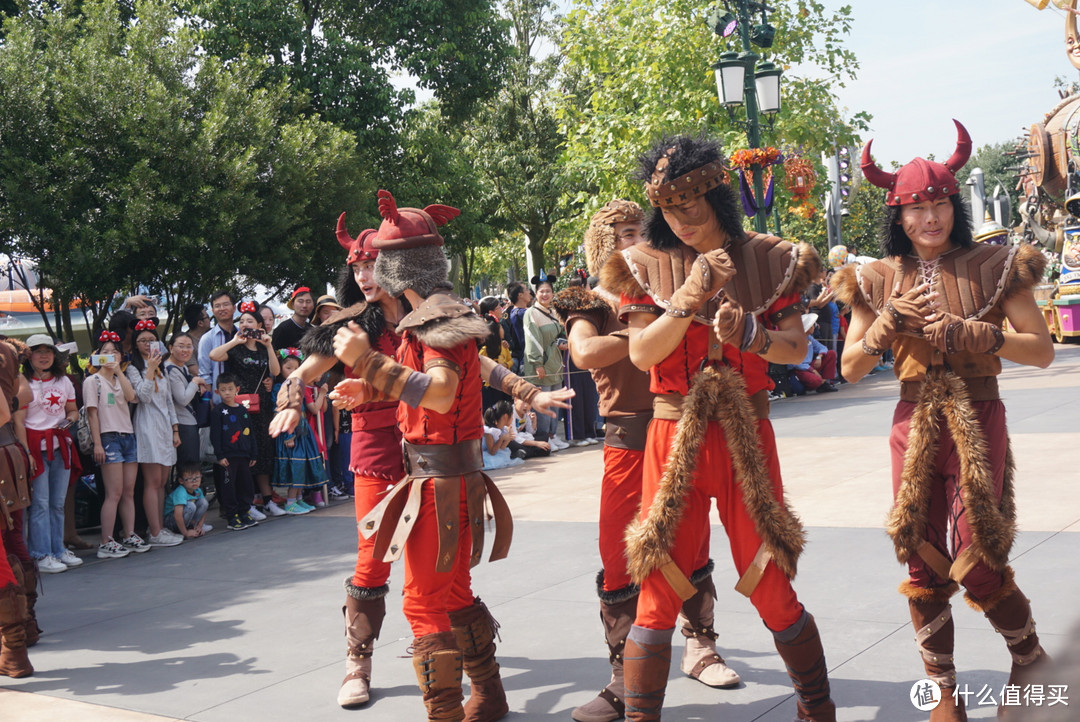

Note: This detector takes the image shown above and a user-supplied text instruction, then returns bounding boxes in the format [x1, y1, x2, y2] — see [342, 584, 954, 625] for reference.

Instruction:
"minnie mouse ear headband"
[861, 119, 972, 206]
[98, 331, 121, 343]
[278, 347, 304, 361]
[530, 269, 554, 287]
[238, 301, 258, 315]
[134, 319, 157, 332]
[286, 286, 312, 310]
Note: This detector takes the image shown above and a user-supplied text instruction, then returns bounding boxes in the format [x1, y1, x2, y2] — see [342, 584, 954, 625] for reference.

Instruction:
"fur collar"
[600, 252, 646, 299]
[398, 293, 490, 350]
[301, 302, 387, 359]
[552, 286, 612, 325]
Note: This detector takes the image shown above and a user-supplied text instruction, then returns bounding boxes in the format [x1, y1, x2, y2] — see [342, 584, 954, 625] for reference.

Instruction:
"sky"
[808, 0, 1079, 165]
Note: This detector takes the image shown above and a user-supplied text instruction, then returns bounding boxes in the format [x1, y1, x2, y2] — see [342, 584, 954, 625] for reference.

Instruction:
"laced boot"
[18, 556, 41, 646]
[572, 574, 637, 722]
[622, 625, 673, 722]
[449, 597, 508, 722]
[772, 611, 835, 722]
[337, 580, 387, 708]
[678, 563, 740, 688]
[965, 570, 1050, 719]
[0, 582, 32, 678]
[904, 581, 966, 722]
[412, 631, 465, 721]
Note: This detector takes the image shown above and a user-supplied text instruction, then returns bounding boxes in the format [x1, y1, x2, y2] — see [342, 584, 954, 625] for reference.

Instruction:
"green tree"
[0, 0, 363, 339]
[957, 141, 1022, 226]
[557, 0, 868, 249]
[839, 177, 887, 258]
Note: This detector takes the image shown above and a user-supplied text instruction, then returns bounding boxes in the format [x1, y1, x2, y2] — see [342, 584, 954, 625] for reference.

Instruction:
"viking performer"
[269, 214, 407, 708]
[600, 135, 835, 721]
[832, 120, 1053, 721]
[330, 190, 572, 722]
[0, 338, 33, 678]
[553, 200, 740, 722]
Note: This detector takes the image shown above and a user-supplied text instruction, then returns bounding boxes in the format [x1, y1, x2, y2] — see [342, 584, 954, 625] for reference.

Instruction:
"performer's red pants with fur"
[890, 399, 1007, 599]
[402, 477, 475, 637]
[634, 418, 803, 633]
[351, 474, 394, 589]
[601, 445, 708, 592]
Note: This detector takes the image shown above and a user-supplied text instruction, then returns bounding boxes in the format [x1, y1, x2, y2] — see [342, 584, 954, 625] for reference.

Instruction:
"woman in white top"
[84, 334, 144, 558]
[124, 320, 181, 547]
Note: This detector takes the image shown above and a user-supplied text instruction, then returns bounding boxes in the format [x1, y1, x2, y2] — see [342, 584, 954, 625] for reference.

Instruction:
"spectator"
[270, 353, 324, 515]
[482, 401, 523, 470]
[163, 463, 211, 538]
[164, 333, 205, 466]
[789, 314, 839, 393]
[522, 276, 568, 450]
[510, 397, 550, 458]
[209, 374, 258, 531]
[109, 309, 136, 360]
[126, 320, 183, 547]
[198, 290, 237, 398]
[312, 294, 342, 326]
[183, 303, 211, 353]
[22, 335, 81, 574]
[503, 281, 531, 373]
[478, 317, 512, 410]
[209, 301, 281, 518]
[84, 334, 144, 559]
[259, 305, 276, 337]
[807, 269, 839, 351]
[272, 286, 315, 349]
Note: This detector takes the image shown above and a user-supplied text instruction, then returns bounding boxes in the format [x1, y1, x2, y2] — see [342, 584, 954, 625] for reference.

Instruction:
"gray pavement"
[2, 345, 1079, 721]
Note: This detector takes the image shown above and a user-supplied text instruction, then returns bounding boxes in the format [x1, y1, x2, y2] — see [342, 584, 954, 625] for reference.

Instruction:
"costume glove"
[667, 248, 736, 317]
[923, 313, 1005, 355]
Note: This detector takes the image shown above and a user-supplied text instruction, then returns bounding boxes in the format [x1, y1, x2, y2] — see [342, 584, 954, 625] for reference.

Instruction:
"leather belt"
[900, 375, 999, 403]
[652, 388, 771, 421]
[604, 412, 652, 451]
[403, 439, 483, 477]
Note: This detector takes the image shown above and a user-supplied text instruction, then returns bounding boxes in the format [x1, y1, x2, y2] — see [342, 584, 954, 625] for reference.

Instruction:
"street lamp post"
[710, 2, 781, 234]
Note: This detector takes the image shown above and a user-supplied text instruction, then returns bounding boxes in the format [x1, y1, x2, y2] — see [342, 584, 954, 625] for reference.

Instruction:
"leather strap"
[948, 548, 980, 585]
[659, 559, 697, 602]
[734, 544, 773, 598]
[653, 389, 770, 422]
[915, 540, 954, 582]
[403, 440, 483, 477]
[604, 413, 652, 451]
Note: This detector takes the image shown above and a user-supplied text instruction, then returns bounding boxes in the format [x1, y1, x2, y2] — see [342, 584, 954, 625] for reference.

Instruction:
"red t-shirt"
[621, 291, 802, 397]
[395, 332, 482, 445]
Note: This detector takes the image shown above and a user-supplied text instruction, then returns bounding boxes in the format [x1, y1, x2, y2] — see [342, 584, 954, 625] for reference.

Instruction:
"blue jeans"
[164, 497, 209, 533]
[28, 453, 69, 559]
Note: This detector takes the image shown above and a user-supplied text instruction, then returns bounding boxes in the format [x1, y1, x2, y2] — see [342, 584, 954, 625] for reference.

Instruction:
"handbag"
[235, 393, 260, 414]
[194, 391, 213, 428]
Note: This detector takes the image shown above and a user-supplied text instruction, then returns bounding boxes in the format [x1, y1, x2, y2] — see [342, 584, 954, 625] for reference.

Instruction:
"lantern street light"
[710, 2, 783, 234]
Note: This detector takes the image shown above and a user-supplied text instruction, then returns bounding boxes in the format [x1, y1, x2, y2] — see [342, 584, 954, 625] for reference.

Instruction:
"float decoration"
[783, 155, 818, 220]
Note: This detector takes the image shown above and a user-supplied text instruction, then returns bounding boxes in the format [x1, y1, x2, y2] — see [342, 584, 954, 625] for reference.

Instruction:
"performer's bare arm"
[568, 318, 628, 370]
[758, 313, 809, 365]
[841, 304, 886, 384]
[627, 312, 694, 371]
[998, 289, 1054, 368]
[269, 353, 336, 437]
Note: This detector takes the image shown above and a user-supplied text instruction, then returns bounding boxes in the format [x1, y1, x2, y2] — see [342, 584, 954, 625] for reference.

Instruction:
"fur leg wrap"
[888, 370, 1016, 572]
[343, 580, 388, 658]
[624, 366, 805, 588]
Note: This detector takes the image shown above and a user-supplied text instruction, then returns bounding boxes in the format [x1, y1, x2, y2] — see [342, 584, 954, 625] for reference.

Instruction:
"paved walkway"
[2, 345, 1078, 720]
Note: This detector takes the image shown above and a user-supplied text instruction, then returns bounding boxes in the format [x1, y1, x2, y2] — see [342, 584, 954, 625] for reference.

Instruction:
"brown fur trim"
[781, 242, 823, 298]
[600, 252, 646, 300]
[301, 302, 384, 359]
[596, 569, 640, 604]
[552, 286, 610, 326]
[413, 313, 490, 350]
[584, 222, 616, 278]
[830, 264, 868, 311]
[899, 579, 959, 603]
[344, 578, 390, 600]
[887, 370, 1016, 571]
[1003, 243, 1049, 302]
[624, 366, 805, 585]
[689, 559, 715, 585]
[963, 566, 1016, 612]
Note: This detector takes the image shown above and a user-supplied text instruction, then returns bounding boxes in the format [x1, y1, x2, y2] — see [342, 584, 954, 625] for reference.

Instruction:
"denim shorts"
[101, 432, 137, 464]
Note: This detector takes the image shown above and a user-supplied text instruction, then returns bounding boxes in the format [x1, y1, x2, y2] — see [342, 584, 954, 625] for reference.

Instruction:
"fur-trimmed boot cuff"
[596, 569, 640, 605]
[963, 567, 1016, 613]
[688, 559, 715, 586]
[899, 580, 960, 604]
[345, 579, 390, 600]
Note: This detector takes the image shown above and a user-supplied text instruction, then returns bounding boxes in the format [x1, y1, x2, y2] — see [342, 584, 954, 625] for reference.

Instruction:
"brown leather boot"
[449, 597, 508, 722]
[772, 611, 835, 722]
[0, 581, 32, 678]
[965, 570, 1050, 719]
[623, 625, 673, 721]
[572, 575, 637, 722]
[904, 581, 966, 722]
[18, 556, 41, 647]
[337, 580, 387, 708]
[412, 631, 465, 721]
[678, 563, 740, 688]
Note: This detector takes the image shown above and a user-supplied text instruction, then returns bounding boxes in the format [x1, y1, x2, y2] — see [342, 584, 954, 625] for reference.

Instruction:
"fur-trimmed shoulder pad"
[397, 293, 489, 350]
[599, 248, 647, 299]
[722, 234, 819, 315]
[552, 286, 610, 327]
[301, 302, 386, 358]
[1003, 243, 1049, 301]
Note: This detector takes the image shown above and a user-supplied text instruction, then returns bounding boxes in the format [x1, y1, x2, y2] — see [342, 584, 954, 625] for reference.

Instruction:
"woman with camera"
[84, 333, 142, 558]
[125, 320, 181, 548]
[209, 301, 280, 515]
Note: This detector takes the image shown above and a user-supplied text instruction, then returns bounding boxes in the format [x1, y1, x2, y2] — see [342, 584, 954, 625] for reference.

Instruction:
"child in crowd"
[210, 374, 258, 531]
[271, 353, 326, 515]
[164, 463, 211, 538]
[482, 400, 524, 471]
[511, 396, 551, 459]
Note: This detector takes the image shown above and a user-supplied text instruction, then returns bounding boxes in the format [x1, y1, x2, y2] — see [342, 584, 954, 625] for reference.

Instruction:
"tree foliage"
[0, 0, 363, 339]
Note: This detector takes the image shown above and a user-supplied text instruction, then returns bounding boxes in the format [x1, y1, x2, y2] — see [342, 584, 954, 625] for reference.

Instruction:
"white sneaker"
[247, 505, 267, 521]
[36, 555, 67, 574]
[264, 500, 286, 517]
[201, 524, 214, 533]
[584, 437, 600, 446]
[550, 436, 569, 451]
[58, 549, 83, 567]
[148, 531, 183, 547]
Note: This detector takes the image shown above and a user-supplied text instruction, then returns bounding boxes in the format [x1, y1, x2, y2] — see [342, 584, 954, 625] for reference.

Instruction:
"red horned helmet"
[336, 212, 378, 265]
[862, 119, 972, 206]
[370, 189, 460, 250]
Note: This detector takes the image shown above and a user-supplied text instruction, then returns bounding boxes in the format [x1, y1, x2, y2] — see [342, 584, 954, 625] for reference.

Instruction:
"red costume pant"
[1, 509, 29, 565]
[0, 521, 14, 587]
[351, 474, 395, 589]
[402, 477, 475, 637]
[635, 418, 803, 633]
[890, 399, 1007, 599]
[600, 445, 708, 593]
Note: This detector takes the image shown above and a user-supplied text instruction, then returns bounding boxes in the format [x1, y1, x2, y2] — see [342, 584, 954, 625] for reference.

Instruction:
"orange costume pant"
[600, 445, 708, 592]
[634, 418, 803, 633]
[351, 474, 395, 589]
[401, 477, 476, 637]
